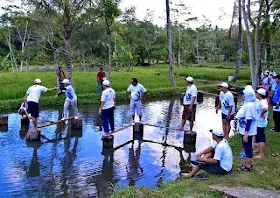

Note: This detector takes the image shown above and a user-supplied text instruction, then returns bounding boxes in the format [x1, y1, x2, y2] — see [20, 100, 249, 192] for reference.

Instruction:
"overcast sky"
[0, 0, 234, 29]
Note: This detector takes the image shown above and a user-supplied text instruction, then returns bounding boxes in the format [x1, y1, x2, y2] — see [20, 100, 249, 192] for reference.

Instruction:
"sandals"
[238, 165, 252, 171]
[272, 152, 279, 157]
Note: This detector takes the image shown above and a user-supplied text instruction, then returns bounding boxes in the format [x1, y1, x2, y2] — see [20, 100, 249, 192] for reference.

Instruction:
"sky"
[120, 0, 235, 29]
[0, 0, 234, 29]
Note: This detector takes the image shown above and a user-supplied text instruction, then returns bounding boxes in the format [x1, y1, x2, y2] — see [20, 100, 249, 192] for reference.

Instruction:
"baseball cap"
[256, 88, 266, 96]
[209, 129, 224, 137]
[102, 80, 110, 86]
[185, 76, 194, 83]
[34, 78, 41, 84]
[219, 82, 228, 88]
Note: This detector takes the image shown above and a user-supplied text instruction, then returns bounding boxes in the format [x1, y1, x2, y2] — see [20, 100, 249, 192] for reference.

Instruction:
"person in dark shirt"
[97, 67, 106, 93]
[58, 66, 66, 94]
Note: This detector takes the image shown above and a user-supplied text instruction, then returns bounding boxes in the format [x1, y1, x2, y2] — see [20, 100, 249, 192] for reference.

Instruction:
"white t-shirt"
[236, 102, 257, 136]
[271, 79, 277, 91]
[262, 77, 269, 89]
[127, 83, 147, 101]
[65, 85, 77, 101]
[213, 139, 233, 172]
[256, 99, 268, 128]
[26, 85, 48, 103]
[183, 84, 198, 105]
[219, 91, 235, 115]
[101, 88, 116, 109]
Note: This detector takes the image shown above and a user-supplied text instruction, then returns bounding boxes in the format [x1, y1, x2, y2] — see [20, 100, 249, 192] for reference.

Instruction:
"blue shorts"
[256, 127, 266, 143]
[199, 163, 229, 175]
[222, 113, 234, 122]
[27, 101, 39, 119]
[242, 135, 253, 158]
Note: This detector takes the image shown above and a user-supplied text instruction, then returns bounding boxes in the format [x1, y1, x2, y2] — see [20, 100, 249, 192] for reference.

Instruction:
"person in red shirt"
[97, 67, 106, 93]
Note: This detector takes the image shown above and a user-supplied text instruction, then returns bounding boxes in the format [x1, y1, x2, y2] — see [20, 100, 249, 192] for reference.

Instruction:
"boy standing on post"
[215, 82, 236, 139]
[24, 79, 57, 133]
[179, 76, 197, 133]
[127, 78, 147, 123]
[99, 80, 116, 137]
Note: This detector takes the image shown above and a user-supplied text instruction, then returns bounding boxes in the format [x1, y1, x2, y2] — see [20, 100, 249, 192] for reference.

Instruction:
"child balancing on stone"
[56, 79, 79, 120]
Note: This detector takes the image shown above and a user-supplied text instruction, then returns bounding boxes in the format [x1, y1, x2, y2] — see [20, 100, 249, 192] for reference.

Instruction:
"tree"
[231, 0, 243, 81]
[165, 0, 176, 87]
[96, 0, 122, 82]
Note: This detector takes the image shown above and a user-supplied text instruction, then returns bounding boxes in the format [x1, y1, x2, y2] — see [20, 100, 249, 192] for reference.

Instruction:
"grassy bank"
[111, 108, 280, 198]
[0, 64, 248, 111]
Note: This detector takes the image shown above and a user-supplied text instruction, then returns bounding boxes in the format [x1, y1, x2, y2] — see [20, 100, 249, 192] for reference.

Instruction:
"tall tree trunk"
[54, 49, 60, 93]
[82, 52, 86, 72]
[196, 32, 200, 63]
[64, 0, 74, 86]
[178, 26, 181, 68]
[242, 0, 256, 88]
[166, 0, 176, 87]
[232, 0, 243, 81]
[108, 34, 112, 83]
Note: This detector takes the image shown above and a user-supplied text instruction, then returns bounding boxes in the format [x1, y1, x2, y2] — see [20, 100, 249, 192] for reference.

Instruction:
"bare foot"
[254, 155, 264, 159]
[177, 127, 184, 131]
[253, 150, 259, 154]
[181, 173, 193, 178]
[102, 133, 110, 137]
[185, 130, 192, 134]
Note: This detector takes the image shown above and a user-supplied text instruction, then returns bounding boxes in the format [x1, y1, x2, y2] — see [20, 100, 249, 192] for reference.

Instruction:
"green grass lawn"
[111, 108, 280, 197]
[0, 64, 251, 110]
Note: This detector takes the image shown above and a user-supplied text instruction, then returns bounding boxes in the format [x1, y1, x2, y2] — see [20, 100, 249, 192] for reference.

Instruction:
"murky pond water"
[0, 96, 223, 197]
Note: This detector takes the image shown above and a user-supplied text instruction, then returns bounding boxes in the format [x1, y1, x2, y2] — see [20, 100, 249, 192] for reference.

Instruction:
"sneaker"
[271, 128, 275, 131]
[131, 120, 135, 125]
[74, 116, 79, 119]
[61, 117, 66, 120]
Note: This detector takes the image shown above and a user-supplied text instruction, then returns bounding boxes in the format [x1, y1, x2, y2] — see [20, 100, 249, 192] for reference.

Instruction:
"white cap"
[102, 80, 110, 86]
[185, 76, 194, 83]
[256, 88, 266, 96]
[210, 129, 224, 137]
[62, 79, 70, 84]
[219, 82, 228, 88]
[34, 78, 41, 84]
[272, 72, 277, 77]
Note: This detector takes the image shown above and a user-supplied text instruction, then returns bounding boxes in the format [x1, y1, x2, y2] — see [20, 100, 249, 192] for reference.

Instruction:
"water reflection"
[0, 96, 222, 197]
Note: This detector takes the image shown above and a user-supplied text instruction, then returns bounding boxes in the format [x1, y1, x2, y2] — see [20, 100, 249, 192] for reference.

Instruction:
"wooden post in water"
[102, 135, 114, 149]
[183, 143, 196, 152]
[0, 116, 8, 126]
[183, 131, 197, 144]
[197, 91, 204, 103]
[133, 123, 144, 140]
[215, 89, 220, 108]
[71, 119, 83, 130]
[21, 117, 30, 126]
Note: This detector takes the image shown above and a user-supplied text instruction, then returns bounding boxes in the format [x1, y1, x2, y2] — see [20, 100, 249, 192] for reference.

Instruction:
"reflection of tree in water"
[175, 148, 192, 174]
[155, 100, 174, 185]
[127, 142, 143, 186]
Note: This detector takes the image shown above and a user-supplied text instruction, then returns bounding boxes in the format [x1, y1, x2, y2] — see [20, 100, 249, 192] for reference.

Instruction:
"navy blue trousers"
[102, 107, 115, 134]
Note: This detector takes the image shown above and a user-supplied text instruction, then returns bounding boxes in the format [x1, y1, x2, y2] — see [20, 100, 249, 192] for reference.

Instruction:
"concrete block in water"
[183, 143, 196, 152]
[26, 128, 40, 141]
[0, 125, 8, 132]
[102, 135, 114, 149]
[71, 119, 82, 130]
[183, 132, 197, 144]
[0, 116, 8, 126]
[133, 131, 143, 140]
[133, 123, 143, 133]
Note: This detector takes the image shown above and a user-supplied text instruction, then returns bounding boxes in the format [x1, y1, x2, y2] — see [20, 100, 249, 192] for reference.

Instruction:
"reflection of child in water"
[127, 142, 143, 185]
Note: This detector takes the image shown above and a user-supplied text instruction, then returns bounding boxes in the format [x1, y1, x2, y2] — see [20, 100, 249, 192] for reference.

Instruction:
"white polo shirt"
[26, 85, 48, 103]
[101, 88, 116, 109]
[183, 84, 198, 105]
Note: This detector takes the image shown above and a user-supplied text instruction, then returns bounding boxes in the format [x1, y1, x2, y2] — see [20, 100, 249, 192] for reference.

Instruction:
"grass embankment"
[111, 108, 280, 198]
[0, 64, 251, 111]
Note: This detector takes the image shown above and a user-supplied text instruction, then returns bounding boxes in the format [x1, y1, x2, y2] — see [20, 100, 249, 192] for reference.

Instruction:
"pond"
[0, 96, 224, 197]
